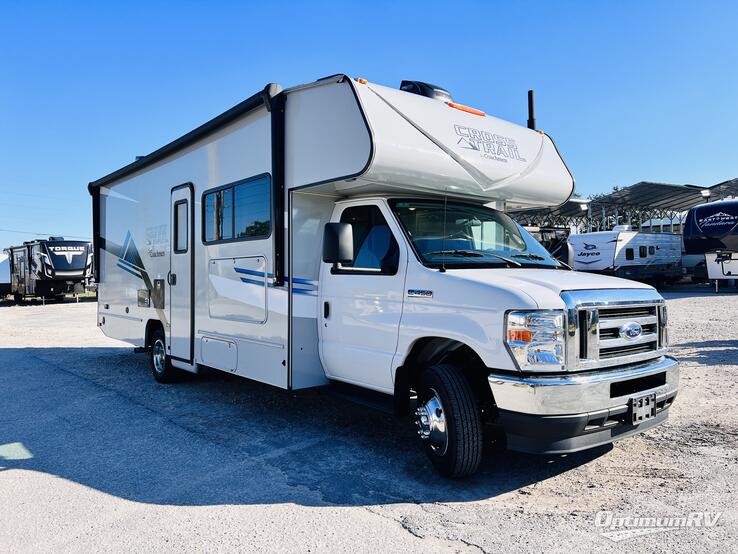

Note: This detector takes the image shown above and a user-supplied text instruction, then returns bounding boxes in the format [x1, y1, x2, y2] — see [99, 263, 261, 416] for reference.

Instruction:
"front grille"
[562, 290, 668, 371]
[596, 305, 659, 360]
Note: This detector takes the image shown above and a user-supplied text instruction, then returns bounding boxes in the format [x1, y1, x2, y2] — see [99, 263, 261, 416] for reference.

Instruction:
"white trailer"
[568, 227, 682, 284]
[0, 253, 10, 296]
[89, 75, 678, 477]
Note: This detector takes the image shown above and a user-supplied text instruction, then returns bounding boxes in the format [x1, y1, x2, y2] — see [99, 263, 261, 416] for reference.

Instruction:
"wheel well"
[145, 319, 164, 349]
[393, 337, 493, 416]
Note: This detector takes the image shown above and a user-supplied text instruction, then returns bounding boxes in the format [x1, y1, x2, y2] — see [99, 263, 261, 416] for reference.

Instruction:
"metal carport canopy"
[590, 181, 706, 212]
[510, 181, 723, 228]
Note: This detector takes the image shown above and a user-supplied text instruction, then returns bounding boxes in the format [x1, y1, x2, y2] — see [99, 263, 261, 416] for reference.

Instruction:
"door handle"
[323, 301, 330, 319]
[168, 272, 177, 286]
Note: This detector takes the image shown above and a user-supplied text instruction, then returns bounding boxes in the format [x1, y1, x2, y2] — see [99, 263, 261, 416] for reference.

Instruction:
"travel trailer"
[89, 74, 678, 477]
[0, 253, 10, 296]
[683, 199, 738, 284]
[4, 238, 93, 302]
[568, 227, 682, 284]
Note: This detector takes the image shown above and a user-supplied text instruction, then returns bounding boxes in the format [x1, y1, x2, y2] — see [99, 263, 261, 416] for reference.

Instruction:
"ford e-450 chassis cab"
[88, 75, 678, 477]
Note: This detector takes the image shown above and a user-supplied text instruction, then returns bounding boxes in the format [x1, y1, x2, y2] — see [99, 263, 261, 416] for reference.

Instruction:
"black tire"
[416, 363, 483, 478]
[149, 327, 183, 383]
[53, 294, 66, 303]
[13, 293, 22, 303]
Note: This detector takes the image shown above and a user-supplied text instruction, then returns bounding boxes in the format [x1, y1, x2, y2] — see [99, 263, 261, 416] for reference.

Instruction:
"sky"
[1, 0, 737, 248]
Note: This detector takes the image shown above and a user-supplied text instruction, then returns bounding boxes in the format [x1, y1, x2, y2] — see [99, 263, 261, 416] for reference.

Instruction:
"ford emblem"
[619, 322, 643, 340]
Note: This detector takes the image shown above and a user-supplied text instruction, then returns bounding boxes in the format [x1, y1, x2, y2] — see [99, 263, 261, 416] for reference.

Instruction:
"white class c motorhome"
[89, 75, 678, 477]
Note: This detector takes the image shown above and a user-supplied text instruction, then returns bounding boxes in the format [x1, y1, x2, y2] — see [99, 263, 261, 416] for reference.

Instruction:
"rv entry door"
[169, 184, 194, 363]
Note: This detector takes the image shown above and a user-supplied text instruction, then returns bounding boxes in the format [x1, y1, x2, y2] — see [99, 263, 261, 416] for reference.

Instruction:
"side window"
[203, 175, 271, 244]
[625, 248, 634, 261]
[174, 200, 188, 253]
[204, 189, 233, 242]
[639, 246, 648, 258]
[234, 176, 271, 239]
[338, 205, 399, 274]
[648, 245, 655, 255]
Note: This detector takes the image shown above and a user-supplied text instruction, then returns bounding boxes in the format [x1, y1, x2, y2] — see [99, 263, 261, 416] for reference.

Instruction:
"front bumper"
[488, 356, 679, 454]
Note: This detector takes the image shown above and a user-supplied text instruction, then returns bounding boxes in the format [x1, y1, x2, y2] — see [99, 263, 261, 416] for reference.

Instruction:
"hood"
[444, 268, 653, 308]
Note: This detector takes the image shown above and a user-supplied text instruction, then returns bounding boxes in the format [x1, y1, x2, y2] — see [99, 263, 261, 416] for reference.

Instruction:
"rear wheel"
[414, 363, 483, 478]
[149, 327, 183, 383]
[13, 293, 22, 303]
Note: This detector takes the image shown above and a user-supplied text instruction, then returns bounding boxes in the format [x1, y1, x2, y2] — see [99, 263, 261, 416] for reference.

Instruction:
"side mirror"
[322, 223, 354, 265]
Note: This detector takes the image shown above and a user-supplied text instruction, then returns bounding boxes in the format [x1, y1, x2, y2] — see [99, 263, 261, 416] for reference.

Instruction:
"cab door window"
[337, 205, 399, 275]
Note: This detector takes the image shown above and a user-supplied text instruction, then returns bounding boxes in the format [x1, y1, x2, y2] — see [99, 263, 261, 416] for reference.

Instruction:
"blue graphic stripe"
[234, 267, 272, 278]
[117, 257, 144, 272]
[287, 276, 315, 285]
[292, 289, 317, 296]
[117, 262, 142, 279]
[239, 277, 267, 286]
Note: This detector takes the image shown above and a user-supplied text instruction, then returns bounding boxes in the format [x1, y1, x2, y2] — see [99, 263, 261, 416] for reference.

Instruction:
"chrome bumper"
[488, 355, 679, 416]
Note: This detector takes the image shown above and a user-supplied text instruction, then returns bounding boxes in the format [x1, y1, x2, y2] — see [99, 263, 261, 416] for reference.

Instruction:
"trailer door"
[169, 184, 194, 363]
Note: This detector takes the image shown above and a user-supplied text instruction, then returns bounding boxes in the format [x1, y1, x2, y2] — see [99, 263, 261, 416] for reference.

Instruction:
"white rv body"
[90, 75, 678, 477]
[0, 253, 10, 295]
[568, 229, 682, 282]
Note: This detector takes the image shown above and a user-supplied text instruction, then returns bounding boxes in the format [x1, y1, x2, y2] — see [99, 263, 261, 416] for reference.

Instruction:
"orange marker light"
[356, 78, 368, 85]
[507, 329, 533, 343]
[446, 102, 485, 116]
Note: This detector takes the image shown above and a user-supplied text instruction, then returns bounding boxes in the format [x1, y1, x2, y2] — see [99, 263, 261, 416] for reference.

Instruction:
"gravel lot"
[0, 289, 736, 553]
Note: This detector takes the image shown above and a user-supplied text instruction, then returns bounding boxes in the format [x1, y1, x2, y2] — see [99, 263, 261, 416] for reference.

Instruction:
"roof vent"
[48, 236, 65, 241]
[400, 80, 452, 102]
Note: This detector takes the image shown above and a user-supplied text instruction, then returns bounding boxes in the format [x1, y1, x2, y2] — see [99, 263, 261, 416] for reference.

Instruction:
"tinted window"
[639, 246, 648, 258]
[204, 188, 233, 242]
[174, 200, 188, 253]
[626, 248, 634, 260]
[390, 199, 559, 269]
[235, 176, 271, 239]
[649, 245, 655, 255]
[339, 205, 399, 274]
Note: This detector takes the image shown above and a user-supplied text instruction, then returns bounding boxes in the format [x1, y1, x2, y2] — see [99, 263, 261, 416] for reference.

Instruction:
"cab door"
[318, 201, 406, 392]
[169, 184, 194, 364]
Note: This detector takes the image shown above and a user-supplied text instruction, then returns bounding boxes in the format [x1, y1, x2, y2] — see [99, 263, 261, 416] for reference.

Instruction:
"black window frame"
[201, 173, 272, 245]
[625, 248, 634, 261]
[173, 199, 189, 254]
[331, 204, 400, 276]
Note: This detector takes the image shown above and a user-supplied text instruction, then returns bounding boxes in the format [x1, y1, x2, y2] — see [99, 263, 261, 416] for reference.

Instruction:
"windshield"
[390, 199, 560, 269]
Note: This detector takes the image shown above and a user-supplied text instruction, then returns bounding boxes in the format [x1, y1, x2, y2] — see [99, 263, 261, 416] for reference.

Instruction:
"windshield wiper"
[511, 253, 547, 261]
[426, 249, 484, 258]
[425, 249, 522, 267]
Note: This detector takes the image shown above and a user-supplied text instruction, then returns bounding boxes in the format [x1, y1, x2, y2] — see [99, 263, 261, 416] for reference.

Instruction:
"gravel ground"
[0, 289, 736, 553]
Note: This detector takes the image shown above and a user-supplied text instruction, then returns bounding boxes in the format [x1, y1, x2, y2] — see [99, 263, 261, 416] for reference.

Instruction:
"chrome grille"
[562, 289, 668, 371]
[597, 305, 659, 359]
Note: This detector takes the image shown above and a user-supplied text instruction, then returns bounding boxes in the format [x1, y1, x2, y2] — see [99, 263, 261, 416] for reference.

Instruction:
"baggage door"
[169, 184, 194, 363]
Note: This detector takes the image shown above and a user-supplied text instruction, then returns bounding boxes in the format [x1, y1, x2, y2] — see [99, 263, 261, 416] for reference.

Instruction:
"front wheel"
[414, 363, 483, 478]
[149, 327, 183, 383]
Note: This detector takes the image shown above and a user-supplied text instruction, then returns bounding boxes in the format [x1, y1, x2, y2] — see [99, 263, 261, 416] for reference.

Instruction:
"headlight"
[505, 310, 566, 372]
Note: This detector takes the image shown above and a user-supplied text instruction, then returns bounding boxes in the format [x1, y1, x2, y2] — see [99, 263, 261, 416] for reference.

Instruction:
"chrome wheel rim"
[152, 339, 166, 374]
[415, 389, 448, 455]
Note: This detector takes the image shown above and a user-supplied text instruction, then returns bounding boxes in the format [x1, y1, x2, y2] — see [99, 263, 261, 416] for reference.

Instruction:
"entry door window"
[174, 200, 188, 253]
[338, 205, 399, 274]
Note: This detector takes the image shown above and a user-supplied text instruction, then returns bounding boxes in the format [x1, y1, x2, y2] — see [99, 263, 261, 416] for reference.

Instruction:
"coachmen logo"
[619, 322, 643, 341]
[454, 125, 526, 163]
[49, 246, 86, 264]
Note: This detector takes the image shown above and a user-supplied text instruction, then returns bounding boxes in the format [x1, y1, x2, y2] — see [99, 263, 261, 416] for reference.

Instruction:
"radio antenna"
[527, 90, 536, 130]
